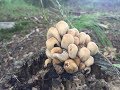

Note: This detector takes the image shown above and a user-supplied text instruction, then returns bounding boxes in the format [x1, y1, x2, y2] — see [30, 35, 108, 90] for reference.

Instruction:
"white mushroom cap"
[47, 27, 61, 42]
[79, 32, 87, 45]
[61, 34, 74, 49]
[46, 49, 52, 59]
[44, 59, 52, 68]
[74, 36, 80, 46]
[64, 59, 78, 73]
[87, 42, 99, 55]
[85, 34, 91, 45]
[55, 20, 69, 36]
[68, 44, 78, 59]
[78, 47, 90, 62]
[46, 37, 60, 50]
[84, 56, 94, 67]
[52, 50, 69, 62]
[67, 29, 76, 36]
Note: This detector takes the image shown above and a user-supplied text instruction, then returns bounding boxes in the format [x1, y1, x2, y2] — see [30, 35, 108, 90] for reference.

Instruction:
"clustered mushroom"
[44, 20, 99, 74]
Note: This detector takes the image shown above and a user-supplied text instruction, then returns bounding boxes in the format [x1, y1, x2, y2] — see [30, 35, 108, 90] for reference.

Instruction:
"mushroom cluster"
[44, 20, 99, 74]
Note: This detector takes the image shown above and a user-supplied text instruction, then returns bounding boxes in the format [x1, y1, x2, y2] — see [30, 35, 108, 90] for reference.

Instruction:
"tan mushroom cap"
[51, 47, 62, 54]
[46, 49, 52, 59]
[79, 32, 87, 45]
[61, 34, 74, 49]
[68, 44, 78, 59]
[44, 59, 52, 68]
[74, 36, 80, 46]
[67, 29, 76, 36]
[78, 47, 90, 62]
[64, 59, 78, 73]
[47, 27, 61, 42]
[73, 28, 79, 37]
[84, 56, 94, 67]
[87, 42, 98, 55]
[85, 34, 91, 45]
[55, 20, 69, 36]
[46, 37, 60, 50]
[74, 57, 81, 66]
[52, 50, 69, 62]
[79, 62, 86, 70]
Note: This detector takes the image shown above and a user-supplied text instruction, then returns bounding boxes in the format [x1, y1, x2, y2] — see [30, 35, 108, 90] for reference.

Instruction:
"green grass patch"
[72, 13, 112, 47]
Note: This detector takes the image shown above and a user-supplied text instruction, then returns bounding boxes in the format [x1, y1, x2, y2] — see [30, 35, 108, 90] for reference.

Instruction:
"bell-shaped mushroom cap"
[79, 62, 86, 70]
[55, 20, 69, 36]
[52, 59, 61, 65]
[68, 44, 78, 59]
[73, 28, 80, 37]
[61, 34, 74, 49]
[74, 57, 81, 66]
[52, 50, 69, 62]
[84, 56, 94, 67]
[46, 37, 60, 50]
[78, 47, 90, 62]
[85, 34, 91, 45]
[51, 47, 62, 54]
[79, 32, 87, 45]
[44, 59, 52, 68]
[46, 49, 52, 59]
[47, 27, 61, 42]
[87, 42, 98, 55]
[74, 36, 80, 45]
[67, 29, 76, 36]
[64, 59, 78, 73]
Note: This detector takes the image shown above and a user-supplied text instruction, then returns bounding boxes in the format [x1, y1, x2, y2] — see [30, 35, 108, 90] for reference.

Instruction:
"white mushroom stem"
[44, 59, 52, 68]
[84, 56, 94, 67]
[87, 42, 99, 55]
[47, 27, 61, 42]
[55, 20, 69, 36]
[84, 67, 91, 74]
[46, 37, 60, 50]
[68, 44, 78, 59]
[61, 34, 74, 49]
[52, 50, 69, 62]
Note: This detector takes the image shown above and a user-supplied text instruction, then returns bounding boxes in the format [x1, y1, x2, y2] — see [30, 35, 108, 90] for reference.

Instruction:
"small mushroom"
[52, 50, 69, 62]
[67, 29, 76, 36]
[84, 67, 91, 74]
[73, 28, 79, 37]
[61, 34, 74, 49]
[51, 47, 62, 54]
[79, 32, 87, 45]
[46, 37, 60, 50]
[87, 42, 99, 55]
[68, 44, 78, 59]
[64, 59, 78, 73]
[52, 59, 61, 65]
[84, 56, 94, 67]
[74, 36, 80, 45]
[46, 49, 52, 59]
[74, 57, 81, 66]
[79, 62, 86, 70]
[55, 20, 69, 36]
[44, 59, 52, 68]
[47, 27, 61, 42]
[85, 34, 91, 45]
[78, 47, 90, 62]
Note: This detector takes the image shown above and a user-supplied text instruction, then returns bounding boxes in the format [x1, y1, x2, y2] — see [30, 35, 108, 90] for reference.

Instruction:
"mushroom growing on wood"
[52, 50, 69, 62]
[68, 44, 78, 59]
[84, 56, 94, 67]
[55, 20, 69, 36]
[87, 42, 99, 55]
[46, 37, 60, 50]
[64, 59, 78, 73]
[47, 27, 61, 42]
[78, 47, 90, 62]
[79, 32, 87, 45]
[61, 34, 74, 49]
